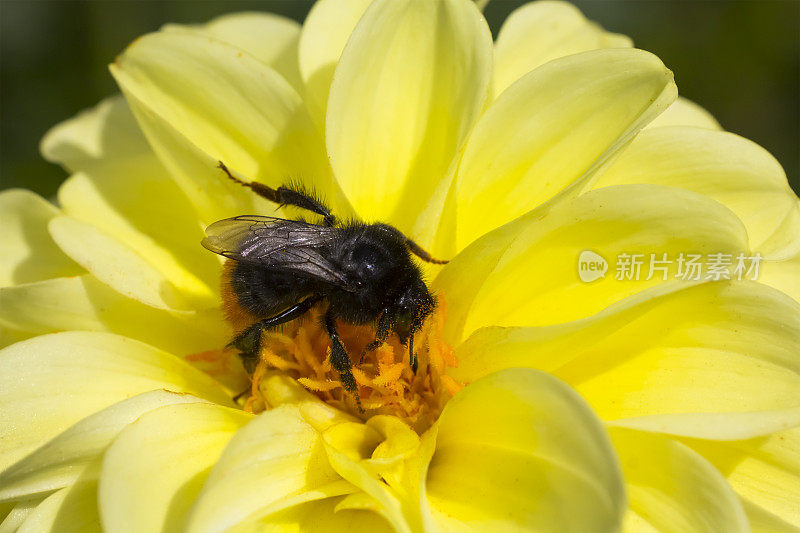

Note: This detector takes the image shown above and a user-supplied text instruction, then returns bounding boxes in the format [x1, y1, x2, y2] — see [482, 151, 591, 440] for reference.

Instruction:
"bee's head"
[394, 277, 436, 344]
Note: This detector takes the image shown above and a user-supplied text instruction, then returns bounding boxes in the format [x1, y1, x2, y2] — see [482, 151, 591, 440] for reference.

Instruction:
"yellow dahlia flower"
[2, 1, 799, 532]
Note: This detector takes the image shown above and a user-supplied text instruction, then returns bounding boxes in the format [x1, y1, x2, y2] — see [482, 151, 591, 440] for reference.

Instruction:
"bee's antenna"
[405, 238, 449, 265]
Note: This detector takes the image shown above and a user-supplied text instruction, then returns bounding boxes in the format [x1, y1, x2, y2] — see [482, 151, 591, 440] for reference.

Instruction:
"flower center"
[241, 296, 459, 433]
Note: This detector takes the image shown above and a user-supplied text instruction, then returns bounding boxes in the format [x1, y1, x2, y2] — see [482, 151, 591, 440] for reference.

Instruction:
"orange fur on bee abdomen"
[220, 260, 261, 334]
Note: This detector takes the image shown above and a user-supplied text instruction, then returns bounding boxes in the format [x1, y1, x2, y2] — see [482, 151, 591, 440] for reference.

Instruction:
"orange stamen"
[240, 295, 458, 432]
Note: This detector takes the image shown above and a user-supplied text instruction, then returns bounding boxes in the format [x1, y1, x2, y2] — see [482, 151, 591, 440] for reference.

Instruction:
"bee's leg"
[359, 309, 395, 363]
[230, 294, 323, 371]
[217, 161, 336, 226]
[324, 310, 363, 411]
[232, 388, 250, 404]
[408, 333, 418, 373]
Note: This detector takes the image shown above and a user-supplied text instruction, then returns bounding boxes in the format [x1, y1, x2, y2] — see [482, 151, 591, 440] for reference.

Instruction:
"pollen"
[240, 296, 460, 433]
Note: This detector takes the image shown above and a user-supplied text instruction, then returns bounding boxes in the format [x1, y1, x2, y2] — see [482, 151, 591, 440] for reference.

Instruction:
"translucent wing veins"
[202, 215, 352, 288]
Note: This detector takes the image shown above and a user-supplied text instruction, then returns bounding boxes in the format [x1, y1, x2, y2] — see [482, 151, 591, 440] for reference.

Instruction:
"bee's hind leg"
[324, 310, 363, 412]
[230, 294, 323, 373]
[217, 161, 336, 226]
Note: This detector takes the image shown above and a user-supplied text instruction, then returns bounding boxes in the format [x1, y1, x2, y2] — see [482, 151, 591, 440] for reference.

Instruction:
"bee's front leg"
[359, 308, 395, 364]
[324, 311, 363, 412]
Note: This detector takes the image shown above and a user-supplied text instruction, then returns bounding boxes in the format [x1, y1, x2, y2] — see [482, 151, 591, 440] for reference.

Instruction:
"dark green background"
[1, 0, 798, 197]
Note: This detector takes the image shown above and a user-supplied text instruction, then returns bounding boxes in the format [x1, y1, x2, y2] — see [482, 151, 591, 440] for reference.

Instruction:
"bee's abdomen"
[224, 260, 320, 322]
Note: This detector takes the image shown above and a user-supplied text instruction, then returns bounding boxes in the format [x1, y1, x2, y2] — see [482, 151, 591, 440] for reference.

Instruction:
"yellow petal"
[57, 167, 220, 303]
[762, 249, 800, 304]
[646, 97, 722, 130]
[123, 88, 269, 226]
[258, 371, 360, 431]
[16, 479, 101, 533]
[455, 280, 800, 440]
[186, 404, 356, 533]
[493, 0, 632, 97]
[234, 496, 393, 533]
[0, 499, 40, 532]
[314, 414, 433, 532]
[610, 428, 748, 533]
[166, 12, 303, 92]
[426, 368, 625, 532]
[759, 201, 800, 304]
[453, 49, 677, 250]
[41, 95, 224, 307]
[321, 421, 416, 533]
[0, 275, 230, 356]
[326, 0, 492, 231]
[98, 403, 250, 532]
[592, 126, 797, 253]
[49, 215, 209, 311]
[0, 390, 203, 502]
[0, 189, 81, 288]
[0, 331, 233, 471]
[110, 31, 344, 220]
[759, 200, 800, 262]
[740, 498, 800, 533]
[297, 0, 372, 127]
[40, 94, 153, 173]
[437, 184, 748, 343]
[680, 427, 800, 527]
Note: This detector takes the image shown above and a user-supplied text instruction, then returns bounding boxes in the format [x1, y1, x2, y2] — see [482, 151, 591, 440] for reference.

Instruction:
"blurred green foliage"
[1, 0, 798, 197]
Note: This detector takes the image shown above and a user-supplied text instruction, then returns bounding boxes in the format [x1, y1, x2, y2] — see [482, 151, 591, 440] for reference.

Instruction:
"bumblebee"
[202, 163, 446, 403]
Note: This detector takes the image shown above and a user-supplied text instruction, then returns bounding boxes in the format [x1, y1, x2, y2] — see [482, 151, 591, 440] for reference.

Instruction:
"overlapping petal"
[316, 369, 626, 532]
[186, 404, 356, 533]
[453, 280, 800, 440]
[680, 427, 800, 528]
[646, 97, 721, 130]
[321, 419, 422, 532]
[0, 390, 204, 502]
[762, 248, 800, 304]
[110, 31, 345, 222]
[50, 216, 211, 311]
[610, 428, 748, 533]
[492, 0, 632, 97]
[0, 189, 81, 288]
[15, 477, 101, 533]
[237, 497, 393, 533]
[449, 49, 677, 251]
[41, 95, 224, 310]
[0, 332, 233, 472]
[425, 369, 625, 532]
[437, 184, 748, 342]
[592, 126, 797, 254]
[169, 13, 304, 93]
[326, 0, 493, 231]
[298, 0, 372, 127]
[2, 500, 41, 532]
[98, 403, 250, 532]
[40, 94, 154, 173]
[0, 275, 230, 356]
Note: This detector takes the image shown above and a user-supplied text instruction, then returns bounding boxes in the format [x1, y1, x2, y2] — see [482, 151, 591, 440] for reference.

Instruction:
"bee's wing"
[202, 215, 351, 288]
